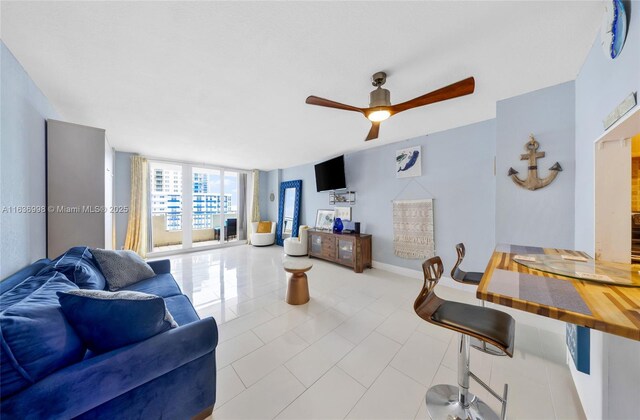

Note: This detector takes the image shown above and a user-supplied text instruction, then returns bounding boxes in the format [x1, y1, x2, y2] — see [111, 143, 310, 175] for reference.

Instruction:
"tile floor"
[158, 245, 586, 420]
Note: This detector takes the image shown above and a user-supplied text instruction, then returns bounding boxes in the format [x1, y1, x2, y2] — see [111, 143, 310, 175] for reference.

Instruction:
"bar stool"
[415, 256, 515, 420]
[451, 243, 484, 289]
[452, 243, 505, 356]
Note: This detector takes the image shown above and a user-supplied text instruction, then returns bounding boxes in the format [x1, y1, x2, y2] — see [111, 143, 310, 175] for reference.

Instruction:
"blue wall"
[571, 4, 640, 419]
[1, 42, 61, 278]
[575, 2, 640, 255]
[496, 81, 576, 249]
[258, 170, 270, 221]
[263, 169, 282, 223]
[280, 119, 497, 273]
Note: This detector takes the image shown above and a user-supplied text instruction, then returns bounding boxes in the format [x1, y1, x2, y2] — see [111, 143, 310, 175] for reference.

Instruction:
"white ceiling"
[1, 1, 602, 170]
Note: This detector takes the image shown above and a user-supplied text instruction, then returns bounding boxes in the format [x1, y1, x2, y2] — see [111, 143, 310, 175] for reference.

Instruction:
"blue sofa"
[0, 247, 218, 419]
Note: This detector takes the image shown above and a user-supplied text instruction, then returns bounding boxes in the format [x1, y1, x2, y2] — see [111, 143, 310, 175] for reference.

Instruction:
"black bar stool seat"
[431, 301, 515, 356]
[461, 270, 483, 284]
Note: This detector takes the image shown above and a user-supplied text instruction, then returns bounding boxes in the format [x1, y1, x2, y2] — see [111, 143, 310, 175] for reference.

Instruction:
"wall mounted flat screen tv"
[315, 155, 346, 192]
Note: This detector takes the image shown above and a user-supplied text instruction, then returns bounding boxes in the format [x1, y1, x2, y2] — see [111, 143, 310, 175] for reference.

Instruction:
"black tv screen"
[315, 155, 346, 192]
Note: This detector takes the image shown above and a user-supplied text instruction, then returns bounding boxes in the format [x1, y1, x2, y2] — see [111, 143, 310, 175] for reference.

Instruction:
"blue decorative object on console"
[333, 217, 344, 233]
[566, 323, 590, 374]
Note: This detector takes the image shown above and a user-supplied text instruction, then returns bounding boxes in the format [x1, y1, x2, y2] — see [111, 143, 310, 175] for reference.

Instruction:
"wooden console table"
[307, 230, 372, 273]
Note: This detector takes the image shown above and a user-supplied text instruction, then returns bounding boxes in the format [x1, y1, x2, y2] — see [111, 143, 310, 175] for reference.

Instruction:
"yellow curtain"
[124, 156, 148, 257]
[248, 169, 260, 244]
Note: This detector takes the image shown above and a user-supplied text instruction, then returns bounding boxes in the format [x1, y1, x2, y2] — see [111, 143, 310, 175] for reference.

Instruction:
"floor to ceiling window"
[223, 171, 240, 243]
[192, 167, 222, 248]
[150, 162, 184, 252]
[149, 160, 247, 254]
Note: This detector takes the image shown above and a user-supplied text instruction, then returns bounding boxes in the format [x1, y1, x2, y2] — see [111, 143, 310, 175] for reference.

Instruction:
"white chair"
[251, 221, 276, 246]
[284, 225, 309, 256]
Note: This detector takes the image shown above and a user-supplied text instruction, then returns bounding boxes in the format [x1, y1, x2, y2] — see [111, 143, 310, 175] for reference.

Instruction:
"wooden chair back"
[451, 243, 467, 282]
[414, 256, 445, 320]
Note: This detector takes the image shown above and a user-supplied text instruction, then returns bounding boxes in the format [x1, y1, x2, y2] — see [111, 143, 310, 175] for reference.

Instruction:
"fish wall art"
[396, 146, 422, 178]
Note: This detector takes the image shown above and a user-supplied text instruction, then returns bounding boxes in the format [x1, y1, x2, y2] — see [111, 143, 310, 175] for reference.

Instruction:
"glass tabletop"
[513, 254, 640, 287]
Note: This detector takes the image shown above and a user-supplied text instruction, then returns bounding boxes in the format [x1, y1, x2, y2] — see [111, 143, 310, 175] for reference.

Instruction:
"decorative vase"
[333, 217, 344, 233]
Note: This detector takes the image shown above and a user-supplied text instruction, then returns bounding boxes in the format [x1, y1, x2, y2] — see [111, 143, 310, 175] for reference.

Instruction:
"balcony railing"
[152, 212, 238, 247]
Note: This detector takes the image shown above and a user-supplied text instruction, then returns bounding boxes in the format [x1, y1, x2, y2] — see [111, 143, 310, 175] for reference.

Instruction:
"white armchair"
[251, 221, 276, 246]
[284, 225, 309, 256]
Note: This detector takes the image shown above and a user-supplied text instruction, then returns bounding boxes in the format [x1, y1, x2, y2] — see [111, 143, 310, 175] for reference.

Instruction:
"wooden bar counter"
[478, 244, 640, 341]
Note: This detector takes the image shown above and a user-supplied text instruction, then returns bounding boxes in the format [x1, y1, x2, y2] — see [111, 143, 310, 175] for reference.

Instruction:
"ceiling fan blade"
[389, 77, 475, 115]
[365, 122, 380, 141]
[305, 96, 365, 114]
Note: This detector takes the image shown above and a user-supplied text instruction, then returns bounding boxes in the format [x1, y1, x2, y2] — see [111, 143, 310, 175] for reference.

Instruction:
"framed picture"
[315, 209, 335, 231]
[334, 206, 352, 221]
[396, 146, 422, 178]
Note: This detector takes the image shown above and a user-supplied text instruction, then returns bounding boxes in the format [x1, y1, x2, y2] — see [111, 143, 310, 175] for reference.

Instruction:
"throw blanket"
[393, 199, 435, 259]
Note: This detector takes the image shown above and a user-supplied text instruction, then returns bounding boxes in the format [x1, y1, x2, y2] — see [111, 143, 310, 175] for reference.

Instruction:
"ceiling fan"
[306, 72, 475, 141]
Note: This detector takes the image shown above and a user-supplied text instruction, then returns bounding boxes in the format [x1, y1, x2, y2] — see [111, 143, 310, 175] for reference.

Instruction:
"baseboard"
[371, 260, 422, 279]
[371, 260, 478, 293]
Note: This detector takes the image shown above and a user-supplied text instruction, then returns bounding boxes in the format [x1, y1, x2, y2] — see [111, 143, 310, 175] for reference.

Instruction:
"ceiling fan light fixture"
[305, 72, 475, 142]
[367, 109, 391, 122]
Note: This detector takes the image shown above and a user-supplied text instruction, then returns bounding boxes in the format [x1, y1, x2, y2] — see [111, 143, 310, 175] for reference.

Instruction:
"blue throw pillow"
[0, 272, 85, 399]
[39, 246, 106, 290]
[57, 290, 178, 354]
[1, 272, 61, 312]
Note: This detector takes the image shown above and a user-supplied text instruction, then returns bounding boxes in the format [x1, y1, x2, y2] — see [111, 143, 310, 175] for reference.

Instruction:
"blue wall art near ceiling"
[600, 0, 628, 59]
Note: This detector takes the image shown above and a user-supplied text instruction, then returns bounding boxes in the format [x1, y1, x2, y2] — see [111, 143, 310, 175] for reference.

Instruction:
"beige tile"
[367, 293, 406, 317]
[293, 308, 347, 344]
[334, 308, 386, 344]
[338, 332, 401, 387]
[232, 330, 308, 386]
[390, 330, 448, 386]
[376, 309, 420, 344]
[546, 362, 587, 420]
[347, 367, 426, 419]
[276, 367, 366, 419]
[491, 364, 556, 420]
[252, 309, 312, 343]
[217, 308, 274, 343]
[216, 330, 264, 369]
[215, 366, 246, 407]
[213, 366, 305, 420]
[333, 292, 377, 317]
[285, 331, 355, 387]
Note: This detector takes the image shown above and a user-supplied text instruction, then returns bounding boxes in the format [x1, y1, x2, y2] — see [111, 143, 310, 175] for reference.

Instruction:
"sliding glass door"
[150, 162, 184, 252]
[223, 171, 238, 242]
[192, 167, 222, 248]
[148, 160, 247, 254]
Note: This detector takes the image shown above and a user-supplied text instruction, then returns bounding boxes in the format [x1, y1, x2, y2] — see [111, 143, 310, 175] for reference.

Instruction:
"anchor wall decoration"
[508, 135, 562, 191]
